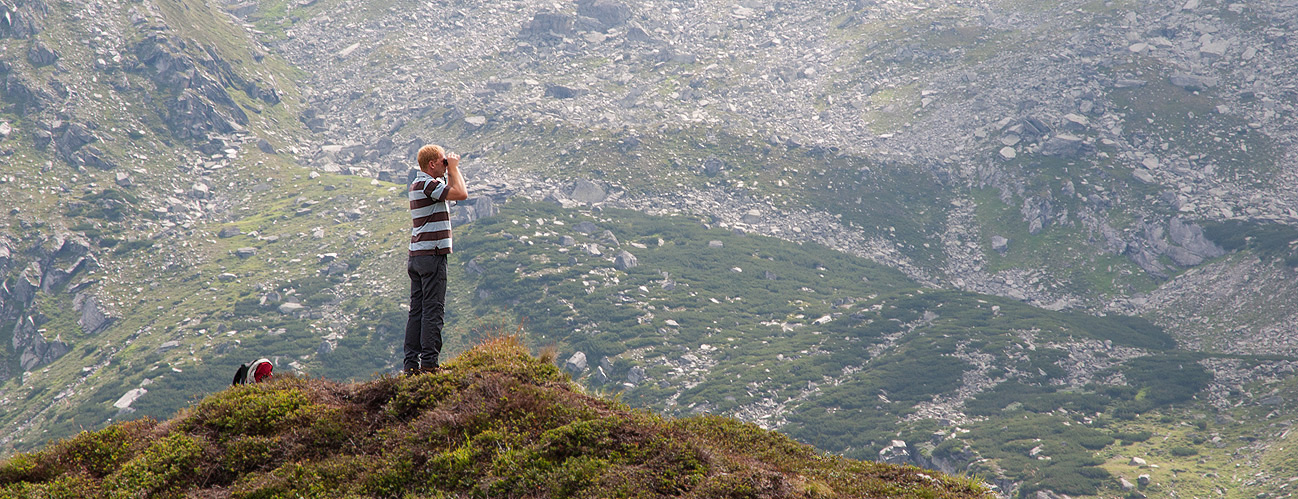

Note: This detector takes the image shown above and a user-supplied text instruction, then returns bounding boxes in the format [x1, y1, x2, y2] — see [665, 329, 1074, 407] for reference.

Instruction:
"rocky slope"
[3, 0, 1298, 497]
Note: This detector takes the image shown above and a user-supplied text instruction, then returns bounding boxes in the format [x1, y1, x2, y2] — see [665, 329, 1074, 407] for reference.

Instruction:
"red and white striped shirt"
[409, 171, 452, 256]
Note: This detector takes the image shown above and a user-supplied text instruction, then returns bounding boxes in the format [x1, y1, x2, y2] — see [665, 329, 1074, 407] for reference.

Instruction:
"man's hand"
[444, 153, 468, 201]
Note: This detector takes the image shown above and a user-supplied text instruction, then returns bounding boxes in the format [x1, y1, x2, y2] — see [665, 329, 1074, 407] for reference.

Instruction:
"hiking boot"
[419, 365, 442, 375]
[402, 367, 421, 377]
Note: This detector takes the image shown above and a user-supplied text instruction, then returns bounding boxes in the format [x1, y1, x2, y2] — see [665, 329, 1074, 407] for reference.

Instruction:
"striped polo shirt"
[409, 171, 452, 256]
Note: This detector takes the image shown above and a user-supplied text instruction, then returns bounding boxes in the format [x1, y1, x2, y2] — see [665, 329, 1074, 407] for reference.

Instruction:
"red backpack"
[232, 358, 274, 385]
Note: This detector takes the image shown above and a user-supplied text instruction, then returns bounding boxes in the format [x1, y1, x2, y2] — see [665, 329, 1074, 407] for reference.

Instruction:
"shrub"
[104, 433, 205, 497]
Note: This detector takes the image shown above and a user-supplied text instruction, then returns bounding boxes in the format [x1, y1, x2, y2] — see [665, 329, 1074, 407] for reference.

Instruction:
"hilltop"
[0, 335, 989, 498]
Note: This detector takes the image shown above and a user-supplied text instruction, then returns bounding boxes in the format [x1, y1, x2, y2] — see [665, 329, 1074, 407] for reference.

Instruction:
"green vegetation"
[0, 337, 992, 498]
[1202, 220, 1298, 267]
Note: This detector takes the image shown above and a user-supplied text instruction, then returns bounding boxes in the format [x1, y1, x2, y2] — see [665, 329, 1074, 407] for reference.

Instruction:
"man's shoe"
[402, 368, 421, 377]
[419, 365, 442, 374]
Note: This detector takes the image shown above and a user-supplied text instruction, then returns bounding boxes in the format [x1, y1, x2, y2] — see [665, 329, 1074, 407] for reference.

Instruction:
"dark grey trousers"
[405, 254, 447, 371]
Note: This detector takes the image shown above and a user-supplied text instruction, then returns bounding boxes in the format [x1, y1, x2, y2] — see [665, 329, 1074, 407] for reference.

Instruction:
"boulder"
[565, 351, 588, 374]
[1169, 73, 1217, 90]
[573, 221, 599, 234]
[577, 0, 631, 30]
[568, 180, 606, 203]
[599, 230, 619, 247]
[521, 11, 575, 40]
[614, 250, 638, 270]
[1129, 456, 1148, 467]
[235, 247, 257, 258]
[191, 182, 210, 199]
[465, 258, 486, 275]
[742, 209, 762, 224]
[278, 302, 306, 317]
[12, 316, 70, 372]
[26, 40, 58, 66]
[878, 440, 911, 465]
[703, 157, 725, 176]
[1041, 134, 1089, 157]
[627, 365, 645, 384]
[991, 236, 1009, 253]
[1168, 218, 1224, 260]
[75, 293, 114, 336]
[113, 388, 148, 410]
[545, 83, 587, 99]
[218, 226, 242, 238]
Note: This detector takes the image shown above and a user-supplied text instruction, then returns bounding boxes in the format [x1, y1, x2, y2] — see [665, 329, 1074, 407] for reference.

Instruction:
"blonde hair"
[416, 144, 445, 171]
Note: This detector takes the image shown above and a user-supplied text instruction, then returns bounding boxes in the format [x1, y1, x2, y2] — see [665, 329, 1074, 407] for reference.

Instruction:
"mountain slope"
[0, 335, 991, 498]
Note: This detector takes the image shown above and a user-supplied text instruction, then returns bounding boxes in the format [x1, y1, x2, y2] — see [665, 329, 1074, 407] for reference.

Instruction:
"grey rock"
[1137, 474, 1151, 487]
[15, 314, 69, 371]
[558, 235, 576, 246]
[1165, 246, 1203, 267]
[235, 247, 257, 258]
[614, 250, 638, 270]
[545, 83, 587, 99]
[565, 351, 588, 374]
[453, 197, 498, 224]
[741, 209, 761, 224]
[465, 258, 486, 275]
[708, 240, 723, 248]
[191, 182, 210, 199]
[703, 157, 725, 176]
[158, 340, 181, 352]
[317, 338, 337, 356]
[1041, 134, 1089, 157]
[878, 440, 911, 465]
[279, 302, 306, 316]
[577, 0, 631, 30]
[991, 236, 1010, 253]
[1169, 73, 1217, 90]
[219, 227, 242, 238]
[627, 365, 645, 384]
[115, 172, 132, 187]
[27, 40, 58, 66]
[70, 146, 118, 170]
[257, 138, 275, 154]
[5, 73, 57, 115]
[75, 294, 114, 336]
[573, 221, 599, 234]
[521, 11, 576, 40]
[568, 179, 606, 203]
[1168, 218, 1224, 260]
[323, 260, 350, 276]
[599, 229, 619, 247]
[1119, 477, 1135, 491]
[217, 272, 238, 282]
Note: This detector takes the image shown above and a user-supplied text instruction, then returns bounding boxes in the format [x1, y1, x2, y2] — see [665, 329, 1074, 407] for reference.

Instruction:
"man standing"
[406, 144, 468, 375]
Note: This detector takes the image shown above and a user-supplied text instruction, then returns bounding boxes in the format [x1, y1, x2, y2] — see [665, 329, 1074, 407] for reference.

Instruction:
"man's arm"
[444, 155, 468, 201]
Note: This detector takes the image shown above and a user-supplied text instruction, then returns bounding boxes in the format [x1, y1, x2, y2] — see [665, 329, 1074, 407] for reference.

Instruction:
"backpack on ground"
[232, 358, 274, 385]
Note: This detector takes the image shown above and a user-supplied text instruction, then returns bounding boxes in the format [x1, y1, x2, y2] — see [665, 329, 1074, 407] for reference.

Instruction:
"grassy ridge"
[0, 336, 991, 499]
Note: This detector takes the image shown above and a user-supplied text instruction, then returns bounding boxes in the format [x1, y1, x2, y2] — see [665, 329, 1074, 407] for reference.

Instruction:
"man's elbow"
[447, 189, 469, 201]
